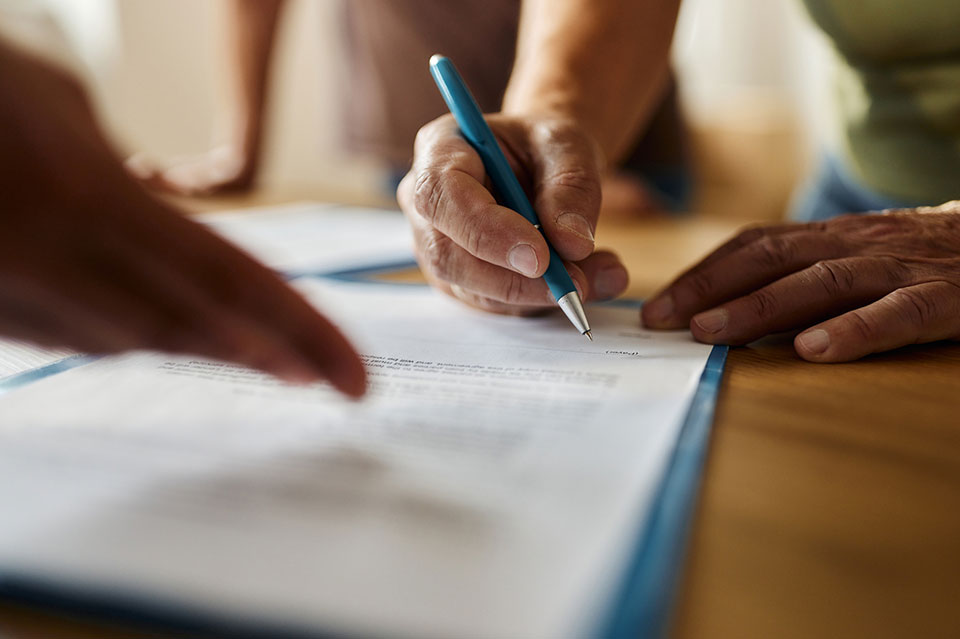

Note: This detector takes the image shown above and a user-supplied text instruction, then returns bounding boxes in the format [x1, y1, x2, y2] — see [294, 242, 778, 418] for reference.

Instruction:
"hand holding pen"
[397, 57, 629, 331]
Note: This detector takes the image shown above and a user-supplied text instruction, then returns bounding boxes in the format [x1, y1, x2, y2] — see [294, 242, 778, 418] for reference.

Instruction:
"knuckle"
[809, 259, 857, 296]
[412, 168, 446, 224]
[419, 232, 457, 282]
[849, 214, 899, 240]
[532, 118, 576, 145]
[412, 123, 433, 152]
[447, 283, 472, 304]
[888, 287, 938, 326]
[545, 118, 579, 137]
[752, 235, 795, 270]
[533, 120, 603, 174]
[412, 116, 449, 151]
[747, 288, 780, 321]
[500, 273, 528, 306]
[845, 309, 879, 342]
[545, 167, 600, 200]
[879, 255, 912, 282]
[461, 222, 484, 258]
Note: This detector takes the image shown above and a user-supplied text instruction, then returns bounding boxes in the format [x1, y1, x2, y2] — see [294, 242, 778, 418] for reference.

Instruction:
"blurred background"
[0, 0, 834, 220]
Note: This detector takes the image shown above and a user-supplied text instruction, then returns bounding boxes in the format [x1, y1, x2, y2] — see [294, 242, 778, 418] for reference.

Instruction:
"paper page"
[198, 202, 414, 275]
[0, 339, 73, 383]
[0, 280, 712, 638]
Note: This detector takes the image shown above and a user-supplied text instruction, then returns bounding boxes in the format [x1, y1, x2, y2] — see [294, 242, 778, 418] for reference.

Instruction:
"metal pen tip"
[584, 330, 593, 342]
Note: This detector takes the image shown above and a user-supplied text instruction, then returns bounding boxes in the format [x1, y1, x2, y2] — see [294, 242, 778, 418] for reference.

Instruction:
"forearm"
[503, 0, 680, 165]
[219, 0, 287, 160]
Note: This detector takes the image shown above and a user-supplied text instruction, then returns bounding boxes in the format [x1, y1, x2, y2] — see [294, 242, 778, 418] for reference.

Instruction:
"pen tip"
[584, 330, 593, 342]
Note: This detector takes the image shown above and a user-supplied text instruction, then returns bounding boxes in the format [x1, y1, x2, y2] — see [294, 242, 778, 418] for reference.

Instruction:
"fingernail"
[797, 329, 830, 354]
[595, 266, 627, 299]
[508, 243, 539, 277]
[556, 212, 594, 242]
[644, 294, 675, 323]
[693, 308, 728, 334]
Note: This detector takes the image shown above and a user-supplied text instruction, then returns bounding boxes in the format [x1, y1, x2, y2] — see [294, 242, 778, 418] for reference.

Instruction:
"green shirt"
[801, 0, 960, 204]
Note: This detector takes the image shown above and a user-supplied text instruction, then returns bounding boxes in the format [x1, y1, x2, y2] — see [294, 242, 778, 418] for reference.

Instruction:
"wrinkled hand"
[127, 143, 257, 197]
[0, 43, 365, 396]
[397, 114, 629, 314]
[643, 203, 960, 362]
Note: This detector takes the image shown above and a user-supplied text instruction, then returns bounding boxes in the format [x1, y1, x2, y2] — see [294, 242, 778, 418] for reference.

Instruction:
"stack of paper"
[198, 202, 414, 276]
[0, 276, 712, 638]
[0, 339, 73, 384]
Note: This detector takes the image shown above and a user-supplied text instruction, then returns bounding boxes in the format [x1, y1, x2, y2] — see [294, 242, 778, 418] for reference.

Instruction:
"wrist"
[500, 98, 609, 173]
[502, 80, 614, 168]
[214, 111, 262, 171]
[502, 72, 583, 126]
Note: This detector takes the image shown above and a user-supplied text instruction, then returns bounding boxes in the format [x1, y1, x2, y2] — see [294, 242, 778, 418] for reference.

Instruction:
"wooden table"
[2, 192, 959, 638]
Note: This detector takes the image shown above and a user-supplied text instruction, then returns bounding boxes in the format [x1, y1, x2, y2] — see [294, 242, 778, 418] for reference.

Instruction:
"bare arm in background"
[129, 0, 287, 196]
[505, 0, 679, 164]
[397, 0, 681, 314]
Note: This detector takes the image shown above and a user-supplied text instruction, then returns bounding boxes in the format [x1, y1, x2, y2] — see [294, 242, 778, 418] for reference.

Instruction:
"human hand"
[396, 114, 629, 315]
[642, 203, 960, 362]
[0, 42, 365, 396]
[127, 143, 258, 197]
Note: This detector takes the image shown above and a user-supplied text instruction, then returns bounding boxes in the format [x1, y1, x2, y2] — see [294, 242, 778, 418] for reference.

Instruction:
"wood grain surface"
[605, 215, 960, 639]
[2, 195, 958, 638]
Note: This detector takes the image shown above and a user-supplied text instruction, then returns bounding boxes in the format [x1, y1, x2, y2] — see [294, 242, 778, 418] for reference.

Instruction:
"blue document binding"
[0, 263, 729, 639]
[600, 341, 728, 638]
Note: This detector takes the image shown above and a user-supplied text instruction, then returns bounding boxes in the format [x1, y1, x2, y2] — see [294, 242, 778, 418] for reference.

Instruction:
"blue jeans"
[790, 155, 931, 222]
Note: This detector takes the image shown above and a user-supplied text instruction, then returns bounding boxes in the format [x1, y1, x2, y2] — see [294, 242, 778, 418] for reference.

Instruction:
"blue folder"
[0, 259, 728, 639]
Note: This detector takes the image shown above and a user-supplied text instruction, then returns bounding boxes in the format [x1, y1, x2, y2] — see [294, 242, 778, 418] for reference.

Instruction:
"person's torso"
[801, 0, 960, 204]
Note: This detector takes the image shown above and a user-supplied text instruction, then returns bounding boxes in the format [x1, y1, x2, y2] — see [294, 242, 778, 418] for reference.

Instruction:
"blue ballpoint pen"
[429, 54, 593, 340]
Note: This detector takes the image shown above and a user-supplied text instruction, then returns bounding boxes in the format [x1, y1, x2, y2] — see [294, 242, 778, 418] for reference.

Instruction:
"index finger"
[643, 225, 849, 329]
[528, 120, 603, 262]
[120, 201, 368, 397]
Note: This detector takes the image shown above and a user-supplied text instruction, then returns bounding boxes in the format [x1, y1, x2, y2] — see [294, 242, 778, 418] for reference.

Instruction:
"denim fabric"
[790, 155, 931, 222]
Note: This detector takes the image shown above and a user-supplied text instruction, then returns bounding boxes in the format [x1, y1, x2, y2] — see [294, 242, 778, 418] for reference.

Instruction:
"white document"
[198, 201, 414, 275]
[0, 279, 712, 638]
[0, 339, 73, 383]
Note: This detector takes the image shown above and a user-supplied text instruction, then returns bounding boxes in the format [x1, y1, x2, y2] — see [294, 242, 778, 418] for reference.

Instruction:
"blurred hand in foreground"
[0, 41, 365, 397]
[397, 114, 629, 315]
[643, 203, 960, 362]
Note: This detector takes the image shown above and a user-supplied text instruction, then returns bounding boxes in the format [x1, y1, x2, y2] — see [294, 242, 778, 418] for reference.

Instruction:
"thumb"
[528, 120, 603, 262]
